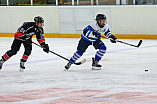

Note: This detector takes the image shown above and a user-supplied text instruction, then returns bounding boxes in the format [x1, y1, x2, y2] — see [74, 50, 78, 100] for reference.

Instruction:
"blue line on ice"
[3, 45, 157, 67]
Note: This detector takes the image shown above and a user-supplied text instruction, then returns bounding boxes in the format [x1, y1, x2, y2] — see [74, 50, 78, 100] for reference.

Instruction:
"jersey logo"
[99, 28, 106, 32]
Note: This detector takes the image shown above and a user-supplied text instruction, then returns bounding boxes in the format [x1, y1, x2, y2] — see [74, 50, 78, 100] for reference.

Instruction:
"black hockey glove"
[41, 44, 49, 53]
[93, 30, 101, 38]
[108, 34, 117, 43]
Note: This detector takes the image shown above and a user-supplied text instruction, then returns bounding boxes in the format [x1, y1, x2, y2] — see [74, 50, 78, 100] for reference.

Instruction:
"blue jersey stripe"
[83, 25, 94, 31]
[105, 28, 110, 33]
[81, 34, 96, 42]
[87, 30, 92, 37]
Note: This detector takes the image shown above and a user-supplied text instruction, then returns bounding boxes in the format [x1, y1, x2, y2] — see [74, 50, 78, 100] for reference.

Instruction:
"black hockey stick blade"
[74, 59, 86, 65]
[136, 40, 143, 48]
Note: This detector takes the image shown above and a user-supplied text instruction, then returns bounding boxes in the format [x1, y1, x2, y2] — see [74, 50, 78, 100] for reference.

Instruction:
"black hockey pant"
[2, 39, 32, 62]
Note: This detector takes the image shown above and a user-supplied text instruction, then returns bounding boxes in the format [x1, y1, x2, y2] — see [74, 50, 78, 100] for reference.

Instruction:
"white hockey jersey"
[81, 22, 112, 42]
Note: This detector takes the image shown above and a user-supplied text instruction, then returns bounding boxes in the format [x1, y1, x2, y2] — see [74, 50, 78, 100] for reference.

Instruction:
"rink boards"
[0, 33, 157, 40]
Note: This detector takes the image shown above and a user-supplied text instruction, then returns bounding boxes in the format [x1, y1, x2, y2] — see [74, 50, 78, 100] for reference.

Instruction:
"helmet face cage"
[97, 19, 106, 27]
[34, 16, 44, 27]
[95, 14, 107, 27]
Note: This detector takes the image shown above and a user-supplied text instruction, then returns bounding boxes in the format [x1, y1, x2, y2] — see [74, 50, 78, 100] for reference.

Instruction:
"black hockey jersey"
[14, 22, 45, 45]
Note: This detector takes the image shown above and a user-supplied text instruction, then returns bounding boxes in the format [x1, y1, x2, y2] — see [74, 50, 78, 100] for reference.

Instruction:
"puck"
[145, 70, 148, 72]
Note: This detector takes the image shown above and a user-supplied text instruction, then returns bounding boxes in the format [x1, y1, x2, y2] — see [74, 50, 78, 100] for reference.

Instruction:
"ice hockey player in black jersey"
[65, 14, 117, 70]
[0, 16, 49, 70]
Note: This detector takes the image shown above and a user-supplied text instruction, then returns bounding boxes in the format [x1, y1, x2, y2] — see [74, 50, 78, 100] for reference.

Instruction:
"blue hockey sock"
[95, 44, 106, 61]
[69, 50, 84, 64]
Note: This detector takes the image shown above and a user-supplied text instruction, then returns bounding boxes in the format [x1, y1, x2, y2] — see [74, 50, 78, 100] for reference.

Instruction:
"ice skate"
[20, 61, 25, 71]
[0, 59, 4, 70]
[65, 62, 72, 70]
[92, 57, 101, 70]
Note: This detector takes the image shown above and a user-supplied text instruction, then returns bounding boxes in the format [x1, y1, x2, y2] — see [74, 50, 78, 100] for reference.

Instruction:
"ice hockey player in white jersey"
[65, 14, 117, 70]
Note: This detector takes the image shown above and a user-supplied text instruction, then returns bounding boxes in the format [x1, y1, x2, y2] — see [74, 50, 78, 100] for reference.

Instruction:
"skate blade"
[64, 66, 69, 71]
[92, 66, 101, 70]
[64, 69, 68, 71]
[19, 68, 25, 72]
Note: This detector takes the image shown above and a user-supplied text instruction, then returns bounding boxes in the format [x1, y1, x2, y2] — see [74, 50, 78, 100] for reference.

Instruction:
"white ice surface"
[0, 38, 157, 104]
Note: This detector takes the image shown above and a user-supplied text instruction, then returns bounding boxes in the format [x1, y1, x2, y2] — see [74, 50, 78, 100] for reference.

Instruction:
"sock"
[69, 50, 84, 64]
[95, 44, 106, 61]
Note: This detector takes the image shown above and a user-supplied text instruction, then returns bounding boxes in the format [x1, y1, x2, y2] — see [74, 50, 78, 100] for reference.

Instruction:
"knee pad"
[98, 44, 107, 50]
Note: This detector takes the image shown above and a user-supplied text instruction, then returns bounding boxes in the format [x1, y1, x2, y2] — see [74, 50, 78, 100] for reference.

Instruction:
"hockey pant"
[2, 39, 32, 62]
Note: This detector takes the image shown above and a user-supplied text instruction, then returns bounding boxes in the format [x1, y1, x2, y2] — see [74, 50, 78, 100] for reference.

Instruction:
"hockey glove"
[41, 44, 49, 53]
[108, 34, 117, 43]
[93, 30, 101, 38]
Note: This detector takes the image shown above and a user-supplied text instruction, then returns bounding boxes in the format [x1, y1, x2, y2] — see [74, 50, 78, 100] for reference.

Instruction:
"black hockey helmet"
[96, 14, 106, 20]
[34, 16, 44, 26]
[95, 14, 106, 28]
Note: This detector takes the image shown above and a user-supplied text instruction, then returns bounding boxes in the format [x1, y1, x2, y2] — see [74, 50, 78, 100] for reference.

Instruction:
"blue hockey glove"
[108, 34, 117, 43]
[93, 30, 101, 38]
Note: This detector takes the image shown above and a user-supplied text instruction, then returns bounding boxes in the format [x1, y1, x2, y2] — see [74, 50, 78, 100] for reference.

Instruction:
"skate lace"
[21, 62, 25, 66]
[0, 60, 4, 66]
[95, 61, 100, 65]
[66, 63, 72, 68]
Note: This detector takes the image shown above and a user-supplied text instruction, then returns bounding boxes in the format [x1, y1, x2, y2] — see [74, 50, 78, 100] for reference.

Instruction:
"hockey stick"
[101, 36, 143, 48]
[32, 42, 86, 65]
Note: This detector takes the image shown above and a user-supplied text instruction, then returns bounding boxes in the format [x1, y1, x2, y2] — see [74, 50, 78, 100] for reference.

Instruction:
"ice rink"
[0, 37, 157, 104]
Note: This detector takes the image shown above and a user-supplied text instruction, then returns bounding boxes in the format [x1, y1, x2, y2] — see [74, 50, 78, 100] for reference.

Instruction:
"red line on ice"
[0, 88, 70, 102]
[0, 88, 157, 104]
